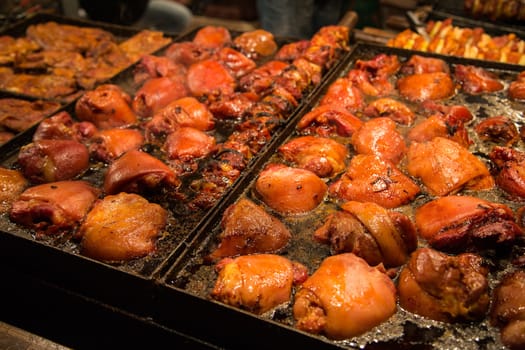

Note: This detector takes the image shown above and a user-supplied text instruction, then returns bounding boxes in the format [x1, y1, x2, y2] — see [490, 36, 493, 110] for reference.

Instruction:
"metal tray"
[0, 25, 349, 318]
[157, 42, 525, 349]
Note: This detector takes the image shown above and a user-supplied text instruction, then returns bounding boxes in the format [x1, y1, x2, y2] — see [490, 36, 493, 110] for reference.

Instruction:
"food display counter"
[1, 4, 525, 350]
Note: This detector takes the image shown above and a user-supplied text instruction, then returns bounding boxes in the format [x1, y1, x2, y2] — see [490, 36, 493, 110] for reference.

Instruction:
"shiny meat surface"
[0, 168, 27, 214]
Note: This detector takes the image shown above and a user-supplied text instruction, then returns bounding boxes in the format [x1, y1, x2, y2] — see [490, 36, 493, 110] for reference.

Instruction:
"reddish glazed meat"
[292, 57, 323, 86]
[401, 55, 450, 75]
[490, 270, 525, 350]
[407, 137, 494, 196]
[407, 112, 471, 148]
[347, 68, 393, 97]
[351, 117, 407, 164]
[509, 71, 525, 100]
[0, 168, 27, 214]
[164, 41, 213, 67]
[17, 139, 89, 184]
[103, 150, 180, 195]
[89, 128, 144, 163]
[489, 146, 525, 199]
[475, 116, 520, 147]
[132, 54, 186, 85]
[363, 97, 415, 125]
[397, 72, 456, 102]
[278, 135, 348, 178]
[238, 60, 288, 94]
[9, 180, 99, 237]
[274, 40, 310, 62]
[354, 53, 401, 77]
[329, 154, 420, 209]
[303, 25, 349, 69]
[211, 254, 308, 314]
[163, 126, 216, 161]
[318, 77, 364, 112]
[255, 163, 327, 215]
[315, 201, 417, 267]
[293, 253, 396, 340]
[414, 195, 523, 252]
[33, 111, 97, 143]
[454, 64, 504, 94]
[216, 47, 257, 78]
[187, 59, 236, 98]
[131, 76, 189, 118]
[296, 104, 363, 137]
[192, 25, 232, 49]
[398, 248, 489, 323]
[233, 29, 278, 60]
[78, 192, 167, 262]
[206, 198, 292, 262]
[75, 84, 137, 129]
[208, 91, 259, 120]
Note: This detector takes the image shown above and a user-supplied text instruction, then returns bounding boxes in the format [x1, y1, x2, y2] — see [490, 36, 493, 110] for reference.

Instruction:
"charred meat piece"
[278, 135, 348, 178]
[78, 192, 167, 262]
[329, 154, 420, 209]
[315, 201, 417, 267]
[397, 72, 456, 102]
[296, 104, 363, 137]
[363, 97, 415, 126]
[89, 128, 144, 163]
[293, 253, 396, 340]
[239, 60, 288, 94]
[274, 40, 310, 62]
[398, 247, 490, 323]
[407, 137, 493, 196]
[490, 270, 525, 350]
[489, 146, 525, 199]
[17, 139, 89, 184]
[211, 254, 308, 314]
[32, 111, 97, 143]
[415, 195, 523, 252]
[206, 198, 292, 262]
[208, 92, 259, 120]
[454, 64, 504, 94]
[475, 116, 520, 147]
[75, 84, 137, 130]
[255, 163, 327, 215]
[10, 180, 99, 238]
[233, 29, 278, 60]
[303, 25, 349, 70]
[0, 168, 27, 214]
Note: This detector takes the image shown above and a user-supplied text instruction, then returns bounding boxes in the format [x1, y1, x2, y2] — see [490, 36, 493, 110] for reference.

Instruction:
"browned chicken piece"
[216, 47, 257, 79]
[490, 270, 525, 350]
[131, 77, 189, 118]
[206, 198, 292, 262]
[329, 154, 420, 209]
[103, 149, 180, 195]
[351, 117, 407, 164]
[318, 77, 364, 112]
[398, 247, 490, 323]
[346, 69, 393, 97]
[274, 40, 310, 62]
[211, 254, 308, 314]
[164, 41, 213, 67]
[89, 128, 144, 163]
[315, 201, 417, 267]
[32, 111, 97, 143]
[303, 25, 349, 69]
[118, 30, 171, 63]
[400, 55, 450, 75]
[192, 26, 232, 49]
[272, 63, 311, 101]
[454, 64, 504, 94]
[164, 127, 216, 161]
[278, 135, 348, 178]
[75, 84, 137, 130]
[293, 253, 396, 340]
[208, 92, 259, 120]
[239, 60, 289, 94]
[407, 137, 494, 196]
[255, 163, 327, 215]
[296, 103, 363, 137]
[397, 72, 456, 102]
[233, 29, 278, 60]
[132, 54, 187, 86]
[475, 116, 520, 146]
[10, 180, 99, 238]
[509, 71, 525, 100]
[0, 35, 39, 65]
[78, 192, 167, 262]
[17, 139, 89, 184]
[0, 168, 27, 214]
[407, 111, 472, 149]
[187, 59, 236, 98]
[415, 195, 523, 252]
[363, 97, 416, 125]
[292, 57, 323, 87]
[489, 146, 525, 199]
[0, 98, 61, 133]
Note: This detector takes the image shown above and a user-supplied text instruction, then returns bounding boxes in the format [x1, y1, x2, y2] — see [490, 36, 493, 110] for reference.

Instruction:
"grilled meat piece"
[89, 128, 144, 163]
[363, 97, 415, 126]
[296, 104, 363, 137]
[32, 111, 97, 143]
[132, 77, 189, 118]
[192, 26, 232, 50]
[489, 146, 525, 199]
[0, 168, 28, 214]
[233, 29, 278, 60]
[475, 116, 520, 147]
[455, 64, 504, 94]
[0, 98, 61, 133]
[397, 72, 456, 102]
[318, 77, 364, 112]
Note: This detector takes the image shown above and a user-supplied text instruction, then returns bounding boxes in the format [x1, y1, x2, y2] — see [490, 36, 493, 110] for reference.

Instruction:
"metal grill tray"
[0, 26, 348, 319]
[157, 42, 525, 349]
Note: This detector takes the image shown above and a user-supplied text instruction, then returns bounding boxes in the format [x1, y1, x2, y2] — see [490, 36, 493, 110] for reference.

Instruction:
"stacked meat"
[202, 51, 525, 348]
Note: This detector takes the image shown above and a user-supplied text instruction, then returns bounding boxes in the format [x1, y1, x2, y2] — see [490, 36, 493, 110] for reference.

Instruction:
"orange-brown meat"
[489, 146, 525, 199]
[211, 254, 308, 314]
[233, 29, 278, 60]
[293, 253, 396, 340]
[407, 112, 471, 148]
[163, 126, 216, 161]
[454, 64, 504, 94]
[475, 116, 520, 147]
[187, 59, 236, 98]
[78, 192, 167, 262]
[32, 111, 97, 143]
[0, 167, 27, 214]
[318, 77, 364, 112]
[131, 76, 189, 118]
[89, 128, 144, 163]
[296, 104, 363, 137]
[397, 72, 456, 102]
[192, 25, 232, 49]
[509, 71, 525, 100]
[363, 97, 415, 125]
